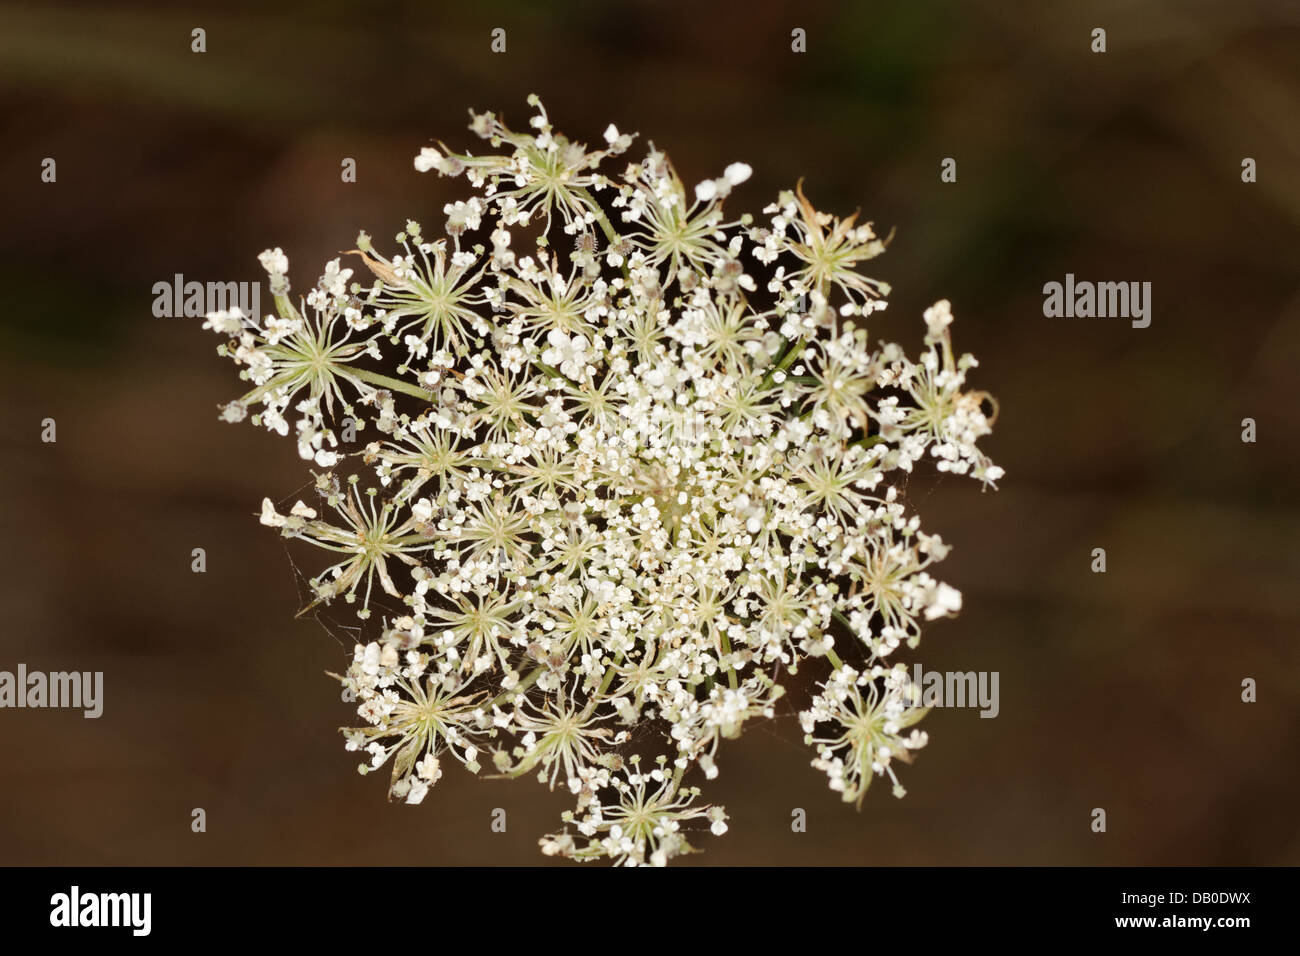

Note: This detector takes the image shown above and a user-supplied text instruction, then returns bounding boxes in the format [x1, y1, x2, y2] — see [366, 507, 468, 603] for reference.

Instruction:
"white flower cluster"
[201, 96, 1002, 865]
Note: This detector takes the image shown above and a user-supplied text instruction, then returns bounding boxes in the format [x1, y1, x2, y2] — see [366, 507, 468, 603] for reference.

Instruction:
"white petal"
[694, 179, 718, 203]
[259, 498, 285, 528]
[724, 162, 752, 185]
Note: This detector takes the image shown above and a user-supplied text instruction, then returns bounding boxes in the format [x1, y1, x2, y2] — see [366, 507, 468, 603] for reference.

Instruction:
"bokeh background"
[1, 0, 1297, 865]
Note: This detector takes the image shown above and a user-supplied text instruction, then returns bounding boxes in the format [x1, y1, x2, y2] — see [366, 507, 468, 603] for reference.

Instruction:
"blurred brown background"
[0, 0, 1297, 865]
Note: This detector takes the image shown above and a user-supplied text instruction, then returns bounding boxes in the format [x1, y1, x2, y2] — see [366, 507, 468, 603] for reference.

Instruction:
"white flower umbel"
[200, 96, 1002, 865]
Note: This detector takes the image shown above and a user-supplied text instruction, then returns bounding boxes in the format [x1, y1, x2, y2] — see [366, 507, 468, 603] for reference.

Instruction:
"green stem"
[761, 280, 829, 389]
[534, 360, 579, 388]
[718, 633, 739, 690]
[272, 291, 300, 322]
[574, 186, 632, 285]
[488, 664, 544, 710]
[574, 186, 620, 247]
[349, 367, 434, 401]
[851, 435, 887, 451]
[828, 608, 856, 670]
[759, 335, 812, 390]
[595, 650, 624, 702]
